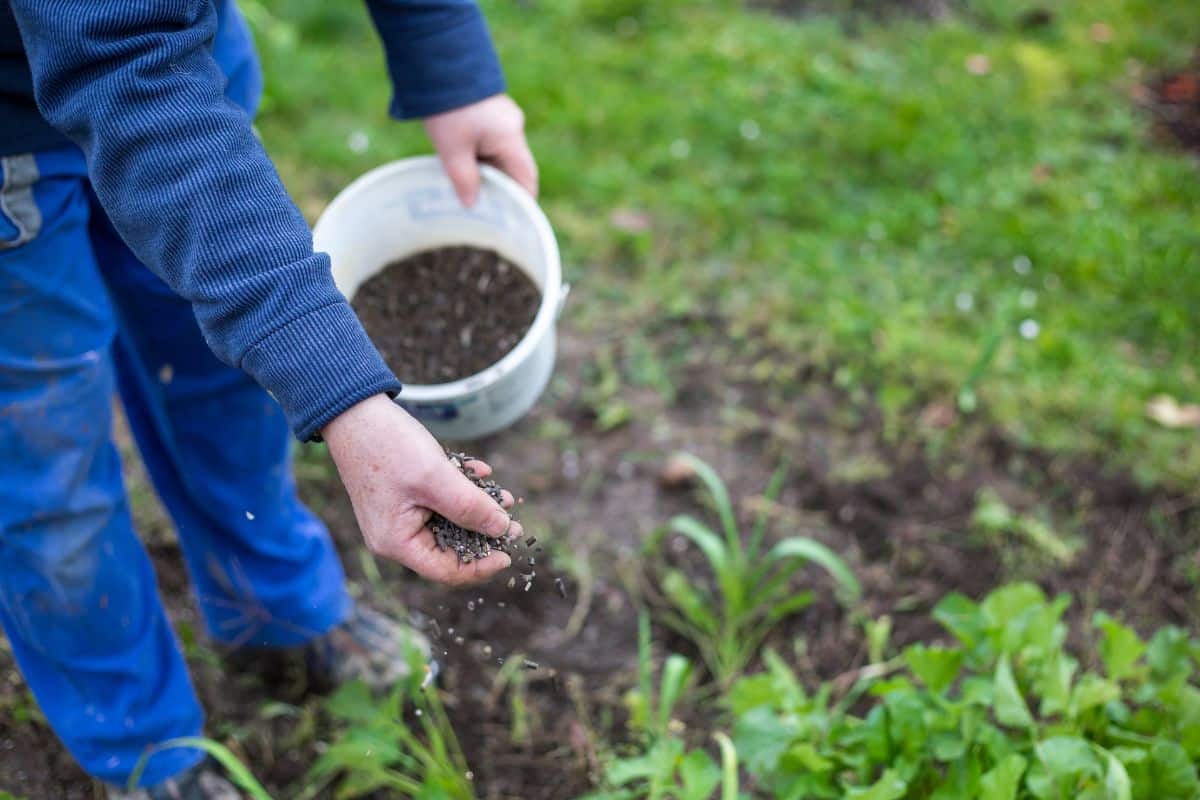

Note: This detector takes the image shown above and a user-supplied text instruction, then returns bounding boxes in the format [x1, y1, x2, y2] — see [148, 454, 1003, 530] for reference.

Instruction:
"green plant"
[971, 489, 1079, 566]
[731, 582, 1200, 799]
[129, 737, 272, 799]
[584, 614, 738, 800]
[648, 454, 861, 686]
[302, 679, 474, 800]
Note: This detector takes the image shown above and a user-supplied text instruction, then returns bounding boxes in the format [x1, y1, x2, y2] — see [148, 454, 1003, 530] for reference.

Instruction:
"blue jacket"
[5, 0, 506, 440]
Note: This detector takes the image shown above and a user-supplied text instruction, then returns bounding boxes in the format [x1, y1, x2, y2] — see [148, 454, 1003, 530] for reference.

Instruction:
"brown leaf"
[1146, 395, 1200, 429]
[659, 454, 697, 488]
[609, 208, 652, 233]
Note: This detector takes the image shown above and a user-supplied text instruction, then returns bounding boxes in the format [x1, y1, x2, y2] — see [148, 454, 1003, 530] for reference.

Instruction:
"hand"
[322, 394, 520, 586]
[423, 93, 538, 207]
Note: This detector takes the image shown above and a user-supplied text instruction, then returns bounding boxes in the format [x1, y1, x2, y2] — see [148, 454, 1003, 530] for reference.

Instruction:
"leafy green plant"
[302, 679, 474, 800]
[648, 454, 860, 686]
[731, 582, 1200, 799]
[584, 614, 738, 800]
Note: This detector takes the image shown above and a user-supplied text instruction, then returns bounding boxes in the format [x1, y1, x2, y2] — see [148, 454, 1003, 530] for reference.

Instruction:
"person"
[0, 1, 536, 797]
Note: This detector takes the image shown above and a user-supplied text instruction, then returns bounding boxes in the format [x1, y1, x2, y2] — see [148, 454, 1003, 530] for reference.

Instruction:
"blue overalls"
[0, 4, 351, 787]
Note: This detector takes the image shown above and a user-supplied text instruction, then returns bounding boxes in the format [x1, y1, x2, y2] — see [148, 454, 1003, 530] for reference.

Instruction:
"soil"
[1147, 53, 1200, 155]
[351, 246, 541, 385]
[1, 311, 1197, 800]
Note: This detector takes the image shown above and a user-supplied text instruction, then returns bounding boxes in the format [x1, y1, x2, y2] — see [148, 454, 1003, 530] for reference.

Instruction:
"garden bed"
[2, 312, 1194, 799]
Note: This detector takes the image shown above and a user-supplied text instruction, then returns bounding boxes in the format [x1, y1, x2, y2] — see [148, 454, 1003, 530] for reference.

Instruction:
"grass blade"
[657, 654, 693, 733]
[668, 515, 728, 571]
[671, 454, 739, 554]
[712, 732, 739, 800]
[748, 462, 789, 556]
[128, 737, 273, 800]
[769, 537, 861, 602]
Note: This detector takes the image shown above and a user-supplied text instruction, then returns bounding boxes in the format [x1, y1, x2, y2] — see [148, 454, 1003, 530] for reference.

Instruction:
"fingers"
[402, 537, 512, 587]
[439, 147, 482, 208]
[487, 134, 539, 198]
[424, 461, 523, 541]
[461, 457, 492, 479]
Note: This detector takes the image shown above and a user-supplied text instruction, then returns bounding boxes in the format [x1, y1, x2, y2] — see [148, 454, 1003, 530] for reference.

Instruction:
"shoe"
[303, 604, 434, 692]
[106, 757, 240, 800]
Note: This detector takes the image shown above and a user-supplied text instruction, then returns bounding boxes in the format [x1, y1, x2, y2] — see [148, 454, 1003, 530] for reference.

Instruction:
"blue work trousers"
[0, 9, 352, 787]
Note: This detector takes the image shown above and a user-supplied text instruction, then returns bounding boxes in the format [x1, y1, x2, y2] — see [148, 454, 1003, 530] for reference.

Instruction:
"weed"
[972, 488, 1080, 567]
[303, 679, 473, 799]
[648, 454, 860, 686]
[583, 614, 738, 800]
[732, 582, 1200, 798]
[128, 737, 272, 799]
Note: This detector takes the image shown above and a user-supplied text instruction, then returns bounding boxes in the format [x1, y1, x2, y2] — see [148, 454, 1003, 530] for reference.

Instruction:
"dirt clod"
[352, 246, 541, 385]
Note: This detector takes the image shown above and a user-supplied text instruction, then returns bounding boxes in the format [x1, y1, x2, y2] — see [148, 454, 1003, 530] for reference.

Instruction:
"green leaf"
[727, 674, 777, 715]
[866, 615, 893, 664]
[1146, 626, 1193, 684]
[667, 515, 729, 575]
[671, 455, 739, 549]
[749, 463, 789, 556]
[1102, 749, 1132, 800]
[846, 768, 907, 800]
[1036, 651, 1076, 718]
[677, 750, 720, 800]
[1033, 737, 1102, 793]
[994, 655, 1034, 729]
[980, 754, 1027, 800]
[658, 654, 693, 731]
[1147, 741, 1200, 798]
[782, 742, 833, 774]
[768, 536, 861, 602]
[904, 644, 963, 694]
[982, 583, 1047, 633]
[1094, 612, 1146, 682]
[1068, 673, 1120, 719]
[931, 731, 968, 762]
[733, 706, 798, 777]
[660, 569, 718, 635]
[326, 680, 378, 724]
[606, 739, 682, 787]
[713, 732, 739, 800]
[934, 593, 986, 651]
[130, 738, 273, 800]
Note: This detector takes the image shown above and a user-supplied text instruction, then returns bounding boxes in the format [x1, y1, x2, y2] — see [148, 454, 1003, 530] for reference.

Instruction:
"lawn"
[2, 0, 1200, 798]
[250, 0, 1200, 487]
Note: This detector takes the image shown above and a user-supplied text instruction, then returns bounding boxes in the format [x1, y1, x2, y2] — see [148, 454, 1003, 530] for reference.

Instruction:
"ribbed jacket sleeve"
[365, 0, 506, 119]
[10, 0, 401, 441]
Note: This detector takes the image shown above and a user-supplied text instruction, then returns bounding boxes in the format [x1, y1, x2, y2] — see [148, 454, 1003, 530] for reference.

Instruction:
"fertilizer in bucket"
[351, 245, 541, 386]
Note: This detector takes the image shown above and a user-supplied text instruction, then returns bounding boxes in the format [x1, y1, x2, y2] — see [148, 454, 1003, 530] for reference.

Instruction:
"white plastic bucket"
[313, 156, 565, 440]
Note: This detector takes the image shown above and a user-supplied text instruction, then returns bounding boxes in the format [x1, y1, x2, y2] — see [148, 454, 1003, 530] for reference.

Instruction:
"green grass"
[250, 0, 1200, 486]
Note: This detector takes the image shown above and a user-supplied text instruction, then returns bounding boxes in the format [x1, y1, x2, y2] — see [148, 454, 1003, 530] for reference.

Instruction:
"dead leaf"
[919, 401, 957, 430]
[1146, 395, 1200, 429]
[966, 54, 991, 76]
[609, 208, 651, 233]
[1089, 22, 1113, 44]
[659, 454, 697, 488]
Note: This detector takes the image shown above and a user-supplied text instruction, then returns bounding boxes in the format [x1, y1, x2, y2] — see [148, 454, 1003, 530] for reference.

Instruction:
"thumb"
[427, 464, 522, 541]
[439, 147, 481, 208]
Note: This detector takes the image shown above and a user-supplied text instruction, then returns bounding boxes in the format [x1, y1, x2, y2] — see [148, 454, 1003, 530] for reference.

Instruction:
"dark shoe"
[303, 604, 434, 692]
[106, 758, 240, 800]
